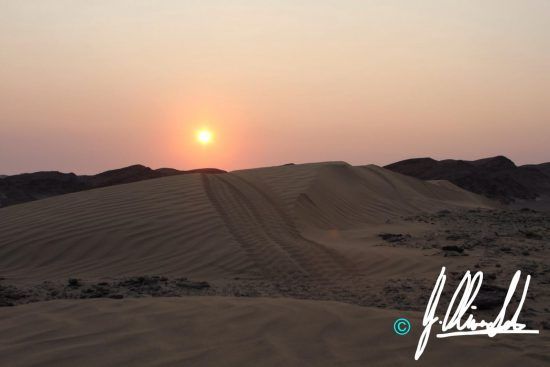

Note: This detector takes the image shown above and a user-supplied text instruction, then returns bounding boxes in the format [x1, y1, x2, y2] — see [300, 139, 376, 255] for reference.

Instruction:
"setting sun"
[197, 129, 213, 145]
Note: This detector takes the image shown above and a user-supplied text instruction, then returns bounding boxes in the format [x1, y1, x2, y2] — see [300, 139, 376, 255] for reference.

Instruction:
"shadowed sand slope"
[0, 162, 494, 284]
[0, 174, 250, 282]
[0, 297, 547, 367]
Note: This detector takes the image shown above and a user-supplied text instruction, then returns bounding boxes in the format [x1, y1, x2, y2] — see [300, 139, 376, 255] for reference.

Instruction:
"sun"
[196, 129, 213, 145]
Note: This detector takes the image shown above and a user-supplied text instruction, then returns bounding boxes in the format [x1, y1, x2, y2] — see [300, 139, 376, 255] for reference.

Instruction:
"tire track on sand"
[202, 173, 357, 282]
[202, 174, 307, 280]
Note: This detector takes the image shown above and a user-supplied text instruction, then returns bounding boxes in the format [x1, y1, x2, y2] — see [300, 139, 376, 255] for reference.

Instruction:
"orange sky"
[1, 1, 549, 174]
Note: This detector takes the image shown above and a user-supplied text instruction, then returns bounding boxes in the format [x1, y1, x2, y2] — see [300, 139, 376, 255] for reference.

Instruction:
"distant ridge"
[4, 157, 549, 207]
[385, 156, 550, 203]
[524, 162, 550, 177]
[0, 165, 225, 207]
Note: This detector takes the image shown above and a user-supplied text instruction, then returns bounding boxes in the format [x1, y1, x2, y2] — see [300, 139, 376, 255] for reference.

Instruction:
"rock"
[446, 233, 470, 241]
[119, 275, 168, 288]
[441, 245, 464, 253]
[378, 233, 410, 243]
[520, 208, 537, 213]
[519, 230, 543, 240]
[175, 279, 210, 290]
[79, 285, 110, 298]
[0, 284, 27, 306]
[67, 278, 81, 288]
[475, 284, 507, 310]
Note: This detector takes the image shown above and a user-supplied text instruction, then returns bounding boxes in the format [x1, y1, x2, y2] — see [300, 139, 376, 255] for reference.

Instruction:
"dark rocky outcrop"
[385, 156, 550, 203]
[523, 162, 550, 178]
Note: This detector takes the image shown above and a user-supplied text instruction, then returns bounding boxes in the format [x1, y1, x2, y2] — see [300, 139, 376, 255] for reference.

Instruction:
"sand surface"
[0, 162, 547, 365]
[1, 297, 548, 367]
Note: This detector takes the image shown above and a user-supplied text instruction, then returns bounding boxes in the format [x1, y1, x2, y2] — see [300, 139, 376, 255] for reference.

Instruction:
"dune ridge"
[0, 162, 493, 284]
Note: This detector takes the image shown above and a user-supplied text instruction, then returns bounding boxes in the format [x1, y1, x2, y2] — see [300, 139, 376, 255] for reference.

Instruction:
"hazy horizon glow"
[1, 1, 549, 175]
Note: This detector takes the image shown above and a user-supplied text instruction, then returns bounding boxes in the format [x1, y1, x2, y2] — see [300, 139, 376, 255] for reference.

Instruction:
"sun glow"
[197, 129, 213, 145]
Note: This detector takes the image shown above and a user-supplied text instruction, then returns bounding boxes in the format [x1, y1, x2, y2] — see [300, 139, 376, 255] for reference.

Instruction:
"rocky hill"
[385, 156, 550, 203]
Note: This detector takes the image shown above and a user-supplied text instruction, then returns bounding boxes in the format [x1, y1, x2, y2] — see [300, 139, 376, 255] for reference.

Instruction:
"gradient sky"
[1, 1, 549, 174]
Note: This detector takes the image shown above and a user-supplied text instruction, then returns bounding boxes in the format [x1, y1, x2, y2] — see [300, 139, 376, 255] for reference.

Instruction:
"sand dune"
[0, 174, 247, 283]
[0, 162, 493, 284]
[3, 162, 546, 366]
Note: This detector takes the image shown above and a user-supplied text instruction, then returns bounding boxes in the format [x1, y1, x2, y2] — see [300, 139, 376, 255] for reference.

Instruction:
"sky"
[1, 0, 549, 174]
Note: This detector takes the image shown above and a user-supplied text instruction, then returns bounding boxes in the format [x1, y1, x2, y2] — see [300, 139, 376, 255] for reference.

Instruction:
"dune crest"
[0, 162, 494, 284]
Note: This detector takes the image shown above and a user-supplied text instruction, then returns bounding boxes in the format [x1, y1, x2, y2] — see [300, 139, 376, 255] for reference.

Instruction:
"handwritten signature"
[415, 267, 539, 360]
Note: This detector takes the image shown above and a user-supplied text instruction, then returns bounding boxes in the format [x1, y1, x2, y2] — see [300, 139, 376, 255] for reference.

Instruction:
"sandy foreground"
[0, 162, 548, 365]
[1, 296, 548, 367]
